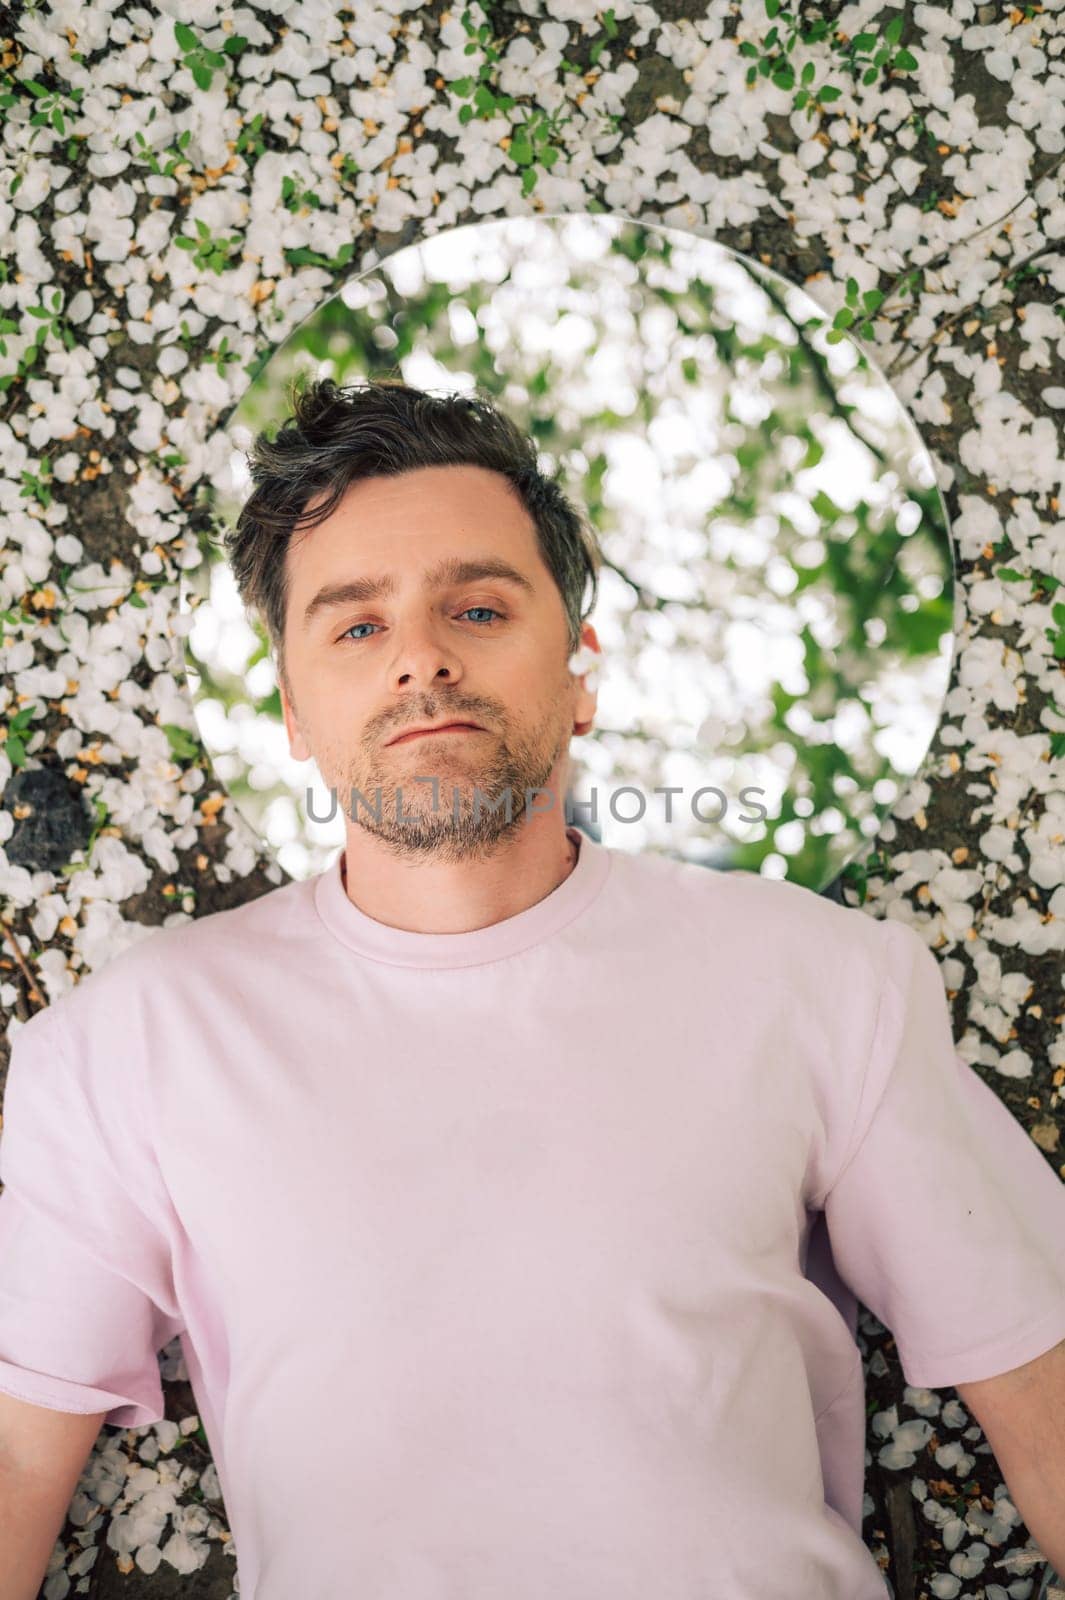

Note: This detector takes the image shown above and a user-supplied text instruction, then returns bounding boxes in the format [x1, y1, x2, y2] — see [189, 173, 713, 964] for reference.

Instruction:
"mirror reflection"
[182, 211, 955, 891]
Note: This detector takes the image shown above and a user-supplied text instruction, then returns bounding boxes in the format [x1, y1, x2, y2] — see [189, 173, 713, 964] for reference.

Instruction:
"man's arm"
[956, 1334, 1065, 1576]
[0, 1392, 108, 1600]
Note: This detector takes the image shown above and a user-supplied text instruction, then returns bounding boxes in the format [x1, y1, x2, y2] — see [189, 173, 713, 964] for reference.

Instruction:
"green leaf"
[510, 139, 533, 165]
[162, 723, 201, 760]
[128, 591, 147, 608]
[174, 20, 198, 51]
[819, 84, 842, 100]
[255, 686, 282, 719]
[894, 48, 918, 70]
[192, 62, 213, 90]
[884, 15, 904, 44]
[223, 34, 249, 54]
[282, 246, 329, 266]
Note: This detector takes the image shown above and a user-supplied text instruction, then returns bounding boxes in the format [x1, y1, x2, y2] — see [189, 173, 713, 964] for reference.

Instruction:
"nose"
[390, 620, 464, 690]
[383, 617, 463, 688]
[401, 664, 452, 685]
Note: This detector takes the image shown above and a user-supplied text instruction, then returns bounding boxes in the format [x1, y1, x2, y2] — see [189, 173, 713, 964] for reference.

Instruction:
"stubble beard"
[316, 707, 573, 864]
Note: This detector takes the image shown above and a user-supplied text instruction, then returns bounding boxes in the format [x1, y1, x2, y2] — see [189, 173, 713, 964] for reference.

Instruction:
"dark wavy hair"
[225, 374, 603, 695]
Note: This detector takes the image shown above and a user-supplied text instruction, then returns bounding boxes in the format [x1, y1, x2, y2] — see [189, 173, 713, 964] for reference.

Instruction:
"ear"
[279, 670, 312, 762]
[571, 621, 600, 738]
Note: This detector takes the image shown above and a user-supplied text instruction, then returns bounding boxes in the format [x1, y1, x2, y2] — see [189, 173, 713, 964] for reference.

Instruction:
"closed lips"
[388, 723, 483, 744]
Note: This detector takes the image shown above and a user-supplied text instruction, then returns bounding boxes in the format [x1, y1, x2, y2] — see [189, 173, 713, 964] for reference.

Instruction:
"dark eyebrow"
[302, 556, 536, 633]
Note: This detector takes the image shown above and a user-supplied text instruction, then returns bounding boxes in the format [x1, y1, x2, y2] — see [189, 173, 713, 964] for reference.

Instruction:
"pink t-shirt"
[4, 826, 1065, 1598]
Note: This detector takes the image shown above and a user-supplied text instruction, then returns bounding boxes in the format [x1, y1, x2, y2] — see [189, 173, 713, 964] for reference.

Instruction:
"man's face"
[278, 463, 598, 862]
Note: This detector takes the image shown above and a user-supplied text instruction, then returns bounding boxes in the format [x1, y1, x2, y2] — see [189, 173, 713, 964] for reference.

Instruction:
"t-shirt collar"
[313, 825, 612, 969]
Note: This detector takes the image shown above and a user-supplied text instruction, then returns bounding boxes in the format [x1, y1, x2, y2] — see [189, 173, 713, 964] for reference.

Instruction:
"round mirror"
[182, 210, 955, 891]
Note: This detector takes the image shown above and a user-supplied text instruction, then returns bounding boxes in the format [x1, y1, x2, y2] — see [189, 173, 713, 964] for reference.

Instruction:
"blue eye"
[339, 607, 505, 643]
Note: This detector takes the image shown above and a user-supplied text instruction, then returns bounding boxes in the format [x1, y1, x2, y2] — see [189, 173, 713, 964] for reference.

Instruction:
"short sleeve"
[823, 916, 1065, 1390]
[0, 1005, 185, 1427]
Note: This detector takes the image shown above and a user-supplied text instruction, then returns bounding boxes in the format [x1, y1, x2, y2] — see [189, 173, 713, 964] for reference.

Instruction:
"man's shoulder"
[32, 870, 317, 1039]
[612, 845, 898, 974]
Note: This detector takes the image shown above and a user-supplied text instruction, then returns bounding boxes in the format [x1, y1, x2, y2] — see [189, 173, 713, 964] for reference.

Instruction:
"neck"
[339, 823, 581, 935]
